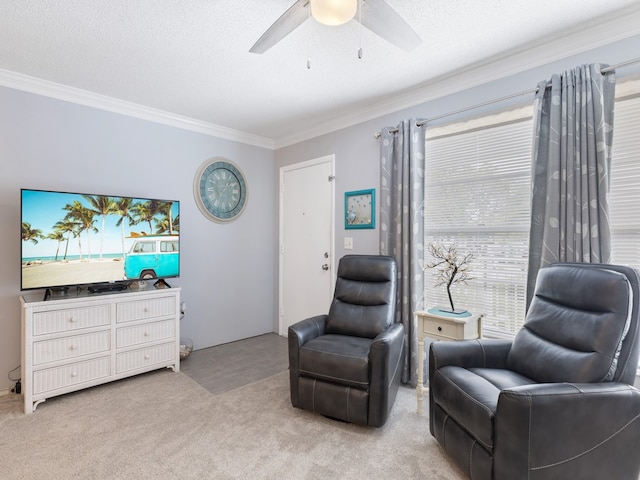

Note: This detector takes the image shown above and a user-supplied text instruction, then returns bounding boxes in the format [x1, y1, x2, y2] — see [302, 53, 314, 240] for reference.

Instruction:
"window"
[424, 111, 532, 337]
[422, 75, 640, 338]
[161, 241, 179, 253]
[134, 242, 155, 253]
[610, 80, 640, 272]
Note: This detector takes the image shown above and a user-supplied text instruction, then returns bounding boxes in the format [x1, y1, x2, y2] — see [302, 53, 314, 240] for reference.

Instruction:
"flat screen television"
[21, 189, 180, 294]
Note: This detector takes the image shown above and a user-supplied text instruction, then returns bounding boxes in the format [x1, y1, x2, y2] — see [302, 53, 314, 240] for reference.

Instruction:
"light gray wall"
[0, 87, 276, 392]
[275, 121, 382, 263]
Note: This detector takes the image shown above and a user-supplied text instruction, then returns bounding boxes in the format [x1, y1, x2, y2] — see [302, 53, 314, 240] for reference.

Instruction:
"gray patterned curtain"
[527, 64, 616, 307]
[379, 119, 425, 386]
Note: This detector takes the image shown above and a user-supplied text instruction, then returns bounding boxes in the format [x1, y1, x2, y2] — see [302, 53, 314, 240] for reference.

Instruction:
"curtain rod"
[374, 57, 640, 139]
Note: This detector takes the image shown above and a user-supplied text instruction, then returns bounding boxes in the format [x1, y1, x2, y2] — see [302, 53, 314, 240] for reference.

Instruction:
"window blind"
[424, 118, 532, 337]
[610, 92, 640, 271]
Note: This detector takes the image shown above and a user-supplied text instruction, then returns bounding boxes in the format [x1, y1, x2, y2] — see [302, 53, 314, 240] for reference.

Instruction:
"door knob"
[322, 264, 329, 271]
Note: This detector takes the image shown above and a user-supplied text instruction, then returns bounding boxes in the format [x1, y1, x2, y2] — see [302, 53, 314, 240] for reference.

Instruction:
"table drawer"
[116, 342, 175, 374]
[116, 319, 175, 348]
[33, 356, 111, 395]
[116, 297, 175, 323]
[423, 318, 461, 340]
[33, 304, 111, 336]
[33, 330, 111, 365]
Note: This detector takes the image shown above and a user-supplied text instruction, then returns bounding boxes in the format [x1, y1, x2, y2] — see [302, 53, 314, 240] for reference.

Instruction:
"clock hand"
[218, 182, 235, 197]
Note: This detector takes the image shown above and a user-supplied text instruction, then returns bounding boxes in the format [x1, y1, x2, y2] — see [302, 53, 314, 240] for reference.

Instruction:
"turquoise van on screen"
[124, 235, 179, 280]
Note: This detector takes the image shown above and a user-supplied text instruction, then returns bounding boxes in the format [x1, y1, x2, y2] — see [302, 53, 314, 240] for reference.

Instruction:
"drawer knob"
[70, 345, 77, 350]
[144, 332, 150, 337]
[71, 372, 78, 377]
[438, 326, 443, 332]
[144, 354, 150, 360]
[69, 317, 76, 323]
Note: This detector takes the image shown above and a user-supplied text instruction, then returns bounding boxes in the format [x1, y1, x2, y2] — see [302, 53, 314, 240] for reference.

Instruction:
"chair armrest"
[370, 323, 405, 385]
[368, 323, 405, 427]
[288, 314, 327, 349]
[429, 338, 512, 372]
[495, 382, 640, 479]
[428, 339, 512, 435]
[287, 315, 327, 408]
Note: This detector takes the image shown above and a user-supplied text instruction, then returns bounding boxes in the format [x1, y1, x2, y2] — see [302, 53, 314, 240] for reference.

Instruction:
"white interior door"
[279, 155, 335, 335]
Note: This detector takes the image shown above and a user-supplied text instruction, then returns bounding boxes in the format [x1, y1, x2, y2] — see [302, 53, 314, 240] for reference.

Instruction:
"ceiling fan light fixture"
[310, 0, 357, 26]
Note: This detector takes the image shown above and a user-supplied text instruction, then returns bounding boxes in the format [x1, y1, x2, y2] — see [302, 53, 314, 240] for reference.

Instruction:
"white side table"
[415, 309, 483, 414]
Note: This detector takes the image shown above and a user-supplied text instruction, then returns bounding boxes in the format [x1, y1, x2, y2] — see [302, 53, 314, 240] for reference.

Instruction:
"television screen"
[21, 189, 180, 291]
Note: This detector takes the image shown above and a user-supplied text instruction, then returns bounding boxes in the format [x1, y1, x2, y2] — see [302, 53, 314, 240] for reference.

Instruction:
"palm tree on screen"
[83, 195, 117, 259]
[160, 201, 176, 234]
[64, 201, 98, 260]
[132, 200, 160, 234]
[155, 210, 180, 235]
[52, 219, 79, 261]
[21, 222, 43, 245]
[115, 197, 135, 256]
[47, 230, 65, 261]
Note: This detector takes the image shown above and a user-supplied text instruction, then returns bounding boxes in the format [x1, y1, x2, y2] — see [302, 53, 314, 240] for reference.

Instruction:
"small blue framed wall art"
[345, 189, 376, 229]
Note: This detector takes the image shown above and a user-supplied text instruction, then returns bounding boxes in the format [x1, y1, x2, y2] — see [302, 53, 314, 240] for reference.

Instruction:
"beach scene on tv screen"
[21, 190, 180, 290]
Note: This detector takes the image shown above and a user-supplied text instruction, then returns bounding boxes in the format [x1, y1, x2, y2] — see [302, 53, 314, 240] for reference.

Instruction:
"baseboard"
[0, 388, 11, 397]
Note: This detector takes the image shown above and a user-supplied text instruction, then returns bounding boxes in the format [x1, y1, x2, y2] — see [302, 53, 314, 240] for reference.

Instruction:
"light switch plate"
[344, 237, 353, 250]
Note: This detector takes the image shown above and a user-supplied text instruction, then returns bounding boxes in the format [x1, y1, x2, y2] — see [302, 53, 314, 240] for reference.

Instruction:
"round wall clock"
[194, 157, 248, 223]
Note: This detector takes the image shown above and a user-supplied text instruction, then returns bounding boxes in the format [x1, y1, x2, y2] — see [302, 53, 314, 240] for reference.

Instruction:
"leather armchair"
[429, 263, 640, 480]
[288, 255, 404, 427]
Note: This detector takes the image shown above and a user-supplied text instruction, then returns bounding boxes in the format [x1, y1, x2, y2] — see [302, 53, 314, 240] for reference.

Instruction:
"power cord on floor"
[8, 365, 21, 394]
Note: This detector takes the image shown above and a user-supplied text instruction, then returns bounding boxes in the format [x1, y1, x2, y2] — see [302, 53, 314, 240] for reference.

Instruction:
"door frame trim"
[278, 154, 336, 336]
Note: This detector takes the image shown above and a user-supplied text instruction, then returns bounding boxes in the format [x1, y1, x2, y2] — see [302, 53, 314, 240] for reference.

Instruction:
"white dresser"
[20, 287, 181, 414]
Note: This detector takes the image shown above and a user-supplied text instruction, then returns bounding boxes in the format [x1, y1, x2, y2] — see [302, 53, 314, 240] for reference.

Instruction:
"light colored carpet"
[0, 370, 465, 479]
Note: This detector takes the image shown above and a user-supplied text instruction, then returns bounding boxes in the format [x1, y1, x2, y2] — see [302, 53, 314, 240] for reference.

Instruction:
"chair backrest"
[507, 263, 640, 385]
[325, 255, 397, 339]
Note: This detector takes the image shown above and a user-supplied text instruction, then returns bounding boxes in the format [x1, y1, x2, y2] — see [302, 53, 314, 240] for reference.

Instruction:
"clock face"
[194, 158, 247, 223]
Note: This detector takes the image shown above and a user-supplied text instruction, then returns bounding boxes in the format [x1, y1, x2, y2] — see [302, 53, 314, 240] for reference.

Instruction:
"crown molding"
[274, 6, 640, 149]
[0, 69, 275, 150]
[2, 5, 639, 153]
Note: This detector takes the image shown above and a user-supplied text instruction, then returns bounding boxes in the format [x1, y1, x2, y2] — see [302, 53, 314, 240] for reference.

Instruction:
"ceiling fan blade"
[358, 0, 422, 52]
[249, 0, 309, 54]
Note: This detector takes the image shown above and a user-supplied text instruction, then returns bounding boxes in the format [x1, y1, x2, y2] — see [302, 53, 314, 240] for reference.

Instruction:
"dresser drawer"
[116, 296, 175, 323]
[33, 330, 111, 365]
[419, 311, 482, 341]
[116, 342, 176, 374]
[116, 319, 175, 348]
[33, 304, 111, 336]
[33, 356, 111, 395]
[423, 317, 462, 340]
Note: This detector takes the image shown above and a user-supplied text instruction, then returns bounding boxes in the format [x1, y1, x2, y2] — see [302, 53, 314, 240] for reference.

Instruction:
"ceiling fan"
[249, 0, 422, 54]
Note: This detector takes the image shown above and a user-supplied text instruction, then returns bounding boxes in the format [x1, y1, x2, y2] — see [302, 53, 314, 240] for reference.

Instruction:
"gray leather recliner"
[288, 255, 404, 427]
[429, 263, 640, 480]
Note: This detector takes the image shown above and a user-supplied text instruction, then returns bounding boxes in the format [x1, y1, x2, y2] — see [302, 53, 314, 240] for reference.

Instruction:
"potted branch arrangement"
[425, 243, 473, 315]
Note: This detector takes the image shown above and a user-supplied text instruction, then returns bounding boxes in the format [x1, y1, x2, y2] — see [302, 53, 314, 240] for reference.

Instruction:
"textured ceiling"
[1, 1, 640, 148]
